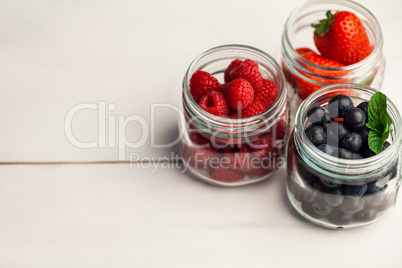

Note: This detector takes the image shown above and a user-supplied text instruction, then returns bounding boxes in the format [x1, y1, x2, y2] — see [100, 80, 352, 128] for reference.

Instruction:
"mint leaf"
[368, 131, 387, 154]
[368, 92, 387, 123]
[366, 121, 382, 133]
[367, 92, 392, 154]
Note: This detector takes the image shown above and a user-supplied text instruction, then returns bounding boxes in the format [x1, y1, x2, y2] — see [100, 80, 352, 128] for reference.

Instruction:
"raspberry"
[228, 111, 240, 119]
[189, 70, 219, 102]
[230, 59, 263, 90]
[216, 83, 228, 95]
[181, 132, 213, 169]
[249, 134, 276, 159]
[224, 59, 243, 83]
[223, 144, 254, 172]
[254, 79, 277, 108]
[209, 167, 245, 183]
[248, 167, 273, 177]
[241, 101, 266, 118]
[226, 78, 254, 110]
[198, 91, 229, 117]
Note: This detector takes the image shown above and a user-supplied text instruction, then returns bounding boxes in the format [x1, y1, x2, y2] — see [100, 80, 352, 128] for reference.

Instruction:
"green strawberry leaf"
[312, 11, 335, 36]
[367, 92, 392, 154]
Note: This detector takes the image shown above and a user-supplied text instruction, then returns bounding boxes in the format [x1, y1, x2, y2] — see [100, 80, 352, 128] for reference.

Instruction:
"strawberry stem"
[312, 10, 335, 36]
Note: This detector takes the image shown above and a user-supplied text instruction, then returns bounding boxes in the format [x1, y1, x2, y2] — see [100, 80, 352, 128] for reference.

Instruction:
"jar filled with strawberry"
[287, 84, 402, 229]
[180, 45, 289, 186]
[280, 0, 384, 107]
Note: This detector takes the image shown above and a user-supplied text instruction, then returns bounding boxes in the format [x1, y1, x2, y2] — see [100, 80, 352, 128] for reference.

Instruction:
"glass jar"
[281, 0, 385, 109]
[180, 44, 289, 186]
[287, 83, 402, 229]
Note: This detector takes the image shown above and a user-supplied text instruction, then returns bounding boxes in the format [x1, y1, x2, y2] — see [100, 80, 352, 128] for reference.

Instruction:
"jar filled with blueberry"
[287, 83, 402, 228]
[180, 45, 289, 186]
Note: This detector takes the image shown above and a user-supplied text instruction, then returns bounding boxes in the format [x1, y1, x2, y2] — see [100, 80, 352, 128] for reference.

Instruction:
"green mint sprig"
[366, 92, 392, 154]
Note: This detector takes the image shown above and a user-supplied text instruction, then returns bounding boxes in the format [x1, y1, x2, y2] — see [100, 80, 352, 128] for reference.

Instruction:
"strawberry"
[292, 48, 350, 100]
[312, 10, 373, 65]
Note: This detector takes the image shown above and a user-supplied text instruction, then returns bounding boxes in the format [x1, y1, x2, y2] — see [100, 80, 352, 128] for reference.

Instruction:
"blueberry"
[307, 106, 327, 125]
[319, 175, 341, 188]
[340, 196, 365, 215]
[324, 188, 344, 207]
[305, 125, 326, 146]
[361, 147, 376, 158]
[328, 94, 354, 117]
[332, 148, 354, 159]
[352, 153, 363, 159]
[344, 184, 368, 197]
[354, 208, 378, 222]
[301, 202, 322, 219]
[358, 126, 369, 151]
[366, 181, 386, 194]
[327, 209, 353, 225]
[311, 199, 334, 216]
[326, 121, 350, 148]
[322, 113, 335, 128]
[344, 108, 367, 131]
[317, 144, 337, 155]
[382, 141, 391, 152]
[357, 101, 369, 118]
[341, 133, 362, 153]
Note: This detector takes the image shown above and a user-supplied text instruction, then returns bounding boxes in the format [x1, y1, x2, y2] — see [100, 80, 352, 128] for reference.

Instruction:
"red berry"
[181, 133, 214, 169]
[189, 70, 219, 102]
[312, 11, 373, 65]
[292, 48, 349, 100]
[254, 79, 277, 108]
[216, 83, 228, 95]
[209, 167, 245, 183]
[223, 144, 254, 172]
[249, 134, 276, 159]
[241, 101, 266, 118]
[198, 91, 229, 117]
[224, 59, 243, 83]
[226, 78, 254, 110]
[230, 59, 263, 89]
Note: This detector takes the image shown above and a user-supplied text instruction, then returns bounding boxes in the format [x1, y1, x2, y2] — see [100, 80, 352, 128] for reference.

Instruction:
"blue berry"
[354, 208, 377, 222]
[344, 184, 368, 197]
[328, 94, 354, 117]
[332, 148, 354, 159]
[326, 121, 349, 147]
[317, 144, 337, 155]
[327, 209, 353, 225]
[340, 196, 365, 215]
[311, 199, 333, 216]
[358, 126, 369, 152]
[324, 188, 344, 207]
[341, 133, 362, 153]
[344, 108, 367, 131]
[307, 106, 327, 125]
[357, 101, 369, 118]
[305, 125, 326, 146]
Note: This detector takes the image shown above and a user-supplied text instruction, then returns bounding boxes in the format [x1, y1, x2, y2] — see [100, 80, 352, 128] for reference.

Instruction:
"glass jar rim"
[295, 83, 402, 180]
[283, 0, 383, 72]
[183, 44, 287, 136]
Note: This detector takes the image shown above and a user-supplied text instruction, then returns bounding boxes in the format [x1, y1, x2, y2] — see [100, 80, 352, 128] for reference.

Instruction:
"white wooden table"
[1, 0, 401, 267]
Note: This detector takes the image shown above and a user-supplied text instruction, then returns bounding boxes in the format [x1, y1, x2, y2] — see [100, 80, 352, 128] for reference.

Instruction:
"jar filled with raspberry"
[280, 0, 384, 108]
[287, 84, 401, 228]
[180, 44, 289, 186]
